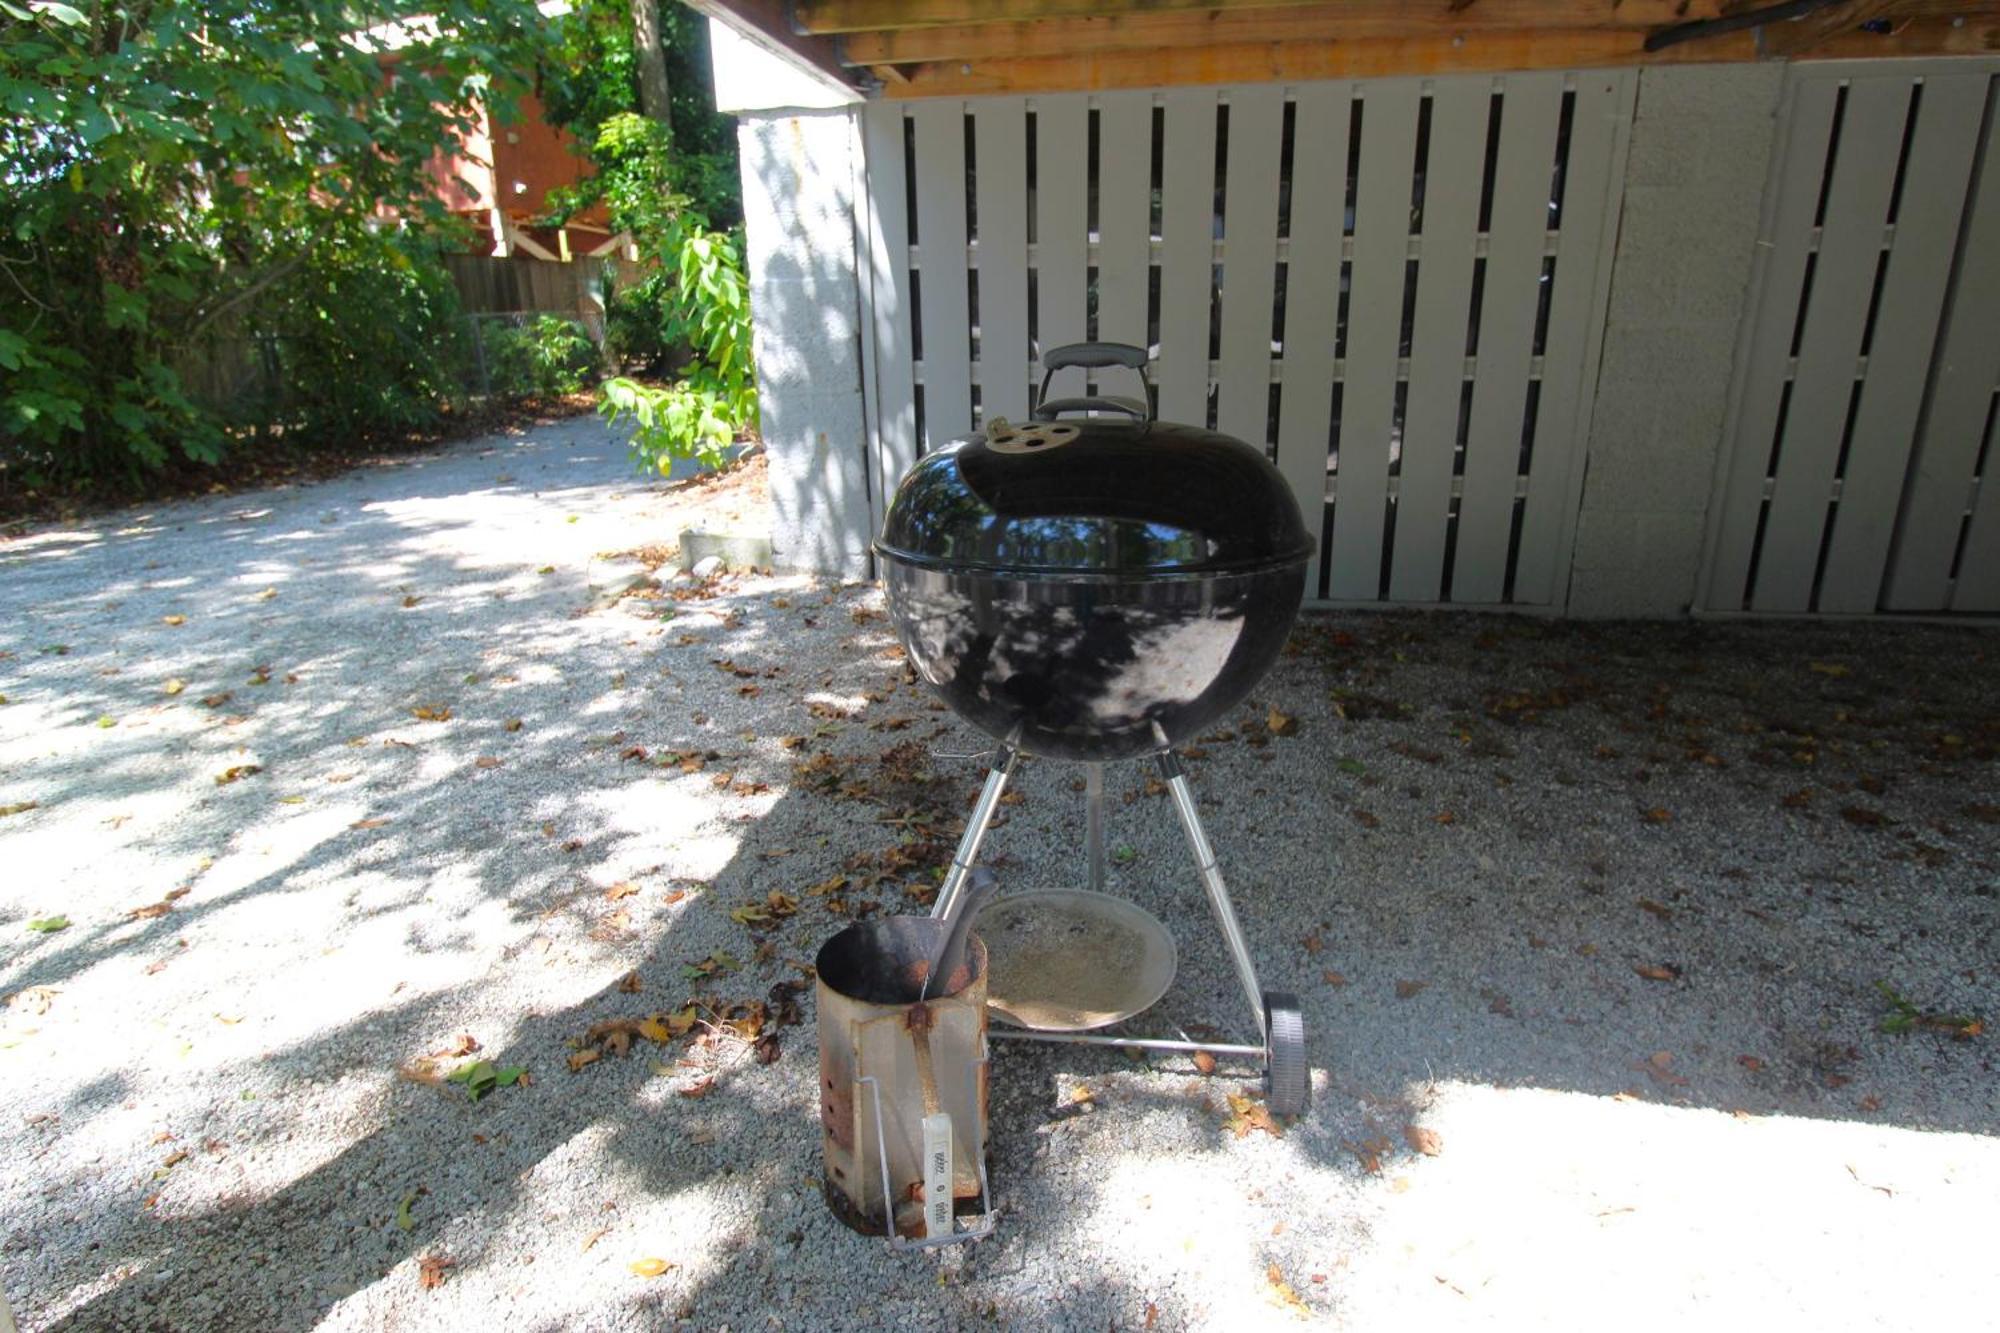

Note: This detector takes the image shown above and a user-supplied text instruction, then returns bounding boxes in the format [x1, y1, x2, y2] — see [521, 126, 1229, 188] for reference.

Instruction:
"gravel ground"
[2, 416, 1996, 1331]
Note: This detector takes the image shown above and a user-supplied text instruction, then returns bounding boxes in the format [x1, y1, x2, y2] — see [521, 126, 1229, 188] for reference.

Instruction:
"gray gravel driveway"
[1, 417, 1995, 1330]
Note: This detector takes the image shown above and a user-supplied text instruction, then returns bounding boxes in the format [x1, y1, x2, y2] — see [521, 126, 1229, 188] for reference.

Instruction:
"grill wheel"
[1263, 991, 1310, 1117]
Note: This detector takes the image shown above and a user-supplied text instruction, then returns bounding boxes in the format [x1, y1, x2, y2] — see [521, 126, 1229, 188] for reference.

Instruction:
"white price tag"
[921, 1112, 954, 1239]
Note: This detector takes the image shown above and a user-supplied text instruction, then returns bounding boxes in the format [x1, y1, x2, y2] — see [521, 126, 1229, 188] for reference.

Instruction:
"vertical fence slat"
[1818, 74, 1986, 613]
[861, 103, 918, 493]
[1391, 79, 1489, 603]
[1454, 72, 1563, 604]
[1702, 79, 1842, 610]
[1034, 94, 1090, 378]
[1517, 71, 1632, 607]
[913, 100, 973, 445]
[851, 112, 885, 549]
[1752, 79, 1911, 612]
[1327, 81, 1420, 602]
[974, 101, 1031, 423]
[1217, 85, 1284, 450]
[1950, 413, 2000, 611]
[1888, 93, 2000, 610]
[1275, 85, 1351, 599]
[1097, 93, 1153, 351]
[1158, 89, 1219, 426]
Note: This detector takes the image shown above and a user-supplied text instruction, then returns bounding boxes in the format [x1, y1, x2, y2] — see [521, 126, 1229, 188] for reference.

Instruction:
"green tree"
[538, 1, 754, 474]
[0, 0, 539, 486]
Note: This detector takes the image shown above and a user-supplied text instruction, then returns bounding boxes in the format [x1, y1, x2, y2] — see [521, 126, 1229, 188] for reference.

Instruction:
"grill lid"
[876, 414, 1315, 578]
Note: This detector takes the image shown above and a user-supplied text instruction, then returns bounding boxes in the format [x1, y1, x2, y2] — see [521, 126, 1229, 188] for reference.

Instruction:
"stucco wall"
[737, 110, 874, 580]
[1565, 63, 1786, 617]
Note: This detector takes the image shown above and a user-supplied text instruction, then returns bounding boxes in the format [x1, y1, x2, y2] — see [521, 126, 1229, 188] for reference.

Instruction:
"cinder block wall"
[737, 109, 874, 580]
[1565, 64, 1785, 616]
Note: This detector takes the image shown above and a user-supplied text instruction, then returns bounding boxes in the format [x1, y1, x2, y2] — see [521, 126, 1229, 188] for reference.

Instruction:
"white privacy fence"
[854, 72, 1637, 608]
[1702, 61, 2000, 615]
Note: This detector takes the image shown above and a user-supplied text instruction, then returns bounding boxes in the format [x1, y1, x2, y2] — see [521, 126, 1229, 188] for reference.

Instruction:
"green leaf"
[27, 916, 69, 932]
[395, 1193, 417, 1231]
[32, 1, 87, 25]
[1336, 758, 1367, 776]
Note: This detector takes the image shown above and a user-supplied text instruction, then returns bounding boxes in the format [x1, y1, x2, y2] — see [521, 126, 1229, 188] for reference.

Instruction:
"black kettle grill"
[875, 342, 1312, 1115]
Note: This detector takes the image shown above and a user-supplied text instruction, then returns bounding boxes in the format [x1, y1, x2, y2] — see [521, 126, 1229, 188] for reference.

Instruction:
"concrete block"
[738, 110, 874, 580]
[1578, 434, 1719, 515]
[1567, 508, 1710, 617]
[1635, 63, 1784, 130]
[1606, 254, 1682, 329]
[1624, 131, 1699, 190]
[678, 529, 775, 572]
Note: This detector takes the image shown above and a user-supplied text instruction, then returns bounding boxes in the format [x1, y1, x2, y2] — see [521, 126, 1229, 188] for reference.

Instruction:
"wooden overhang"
[698, 0, 2000, 99]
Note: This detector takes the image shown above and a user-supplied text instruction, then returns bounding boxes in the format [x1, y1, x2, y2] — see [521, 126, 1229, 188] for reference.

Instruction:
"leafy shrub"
[0, 0, 537, 490]
[599, 222, 756, 475]
[483, 315, 599, 401]
[256, 235, 475, 442]
[604, 277, 675, 374]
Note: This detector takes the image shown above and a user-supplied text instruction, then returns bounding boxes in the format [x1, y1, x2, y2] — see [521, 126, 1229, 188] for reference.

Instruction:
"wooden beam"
[1775, 10, 2000, 57]
[843, 2, 1740, 65]
[797, 0, 1335, 35]
[682, 0, 858, 91]
[883, 29, 1760, 98]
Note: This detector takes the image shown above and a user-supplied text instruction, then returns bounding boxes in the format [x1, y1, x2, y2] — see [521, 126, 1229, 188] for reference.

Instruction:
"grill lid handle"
[1032, 395, 1148, 421]
[1042, 342, 1147, 371]
[1035, 342, 1153, 423]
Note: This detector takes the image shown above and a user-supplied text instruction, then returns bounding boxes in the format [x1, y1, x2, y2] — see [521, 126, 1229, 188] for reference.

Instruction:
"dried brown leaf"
[1226, 1091, 1283, 1138]
[1266, 1262, 1310, 1315]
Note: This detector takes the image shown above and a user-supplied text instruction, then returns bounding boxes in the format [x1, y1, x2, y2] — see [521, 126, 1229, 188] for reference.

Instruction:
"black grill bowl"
[877, 412, 1312, 763]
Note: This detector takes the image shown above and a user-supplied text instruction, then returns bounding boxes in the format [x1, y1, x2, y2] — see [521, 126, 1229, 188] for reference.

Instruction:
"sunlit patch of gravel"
[2, 417, 1996, 1330]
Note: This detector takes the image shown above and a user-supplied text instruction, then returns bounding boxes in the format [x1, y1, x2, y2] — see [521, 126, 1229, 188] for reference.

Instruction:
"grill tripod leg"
[1085, 762, 1106, 894]
[931, 746, 1018, 921]
[1156, 751, 1266, 1040]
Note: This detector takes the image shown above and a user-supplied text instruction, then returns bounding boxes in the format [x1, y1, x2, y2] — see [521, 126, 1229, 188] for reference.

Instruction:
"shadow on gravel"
[6, 444, 1996, 1328]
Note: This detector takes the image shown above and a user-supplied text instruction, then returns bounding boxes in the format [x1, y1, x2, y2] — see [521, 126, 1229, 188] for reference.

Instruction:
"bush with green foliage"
[539, 8, 757, 475]
[600, 219, 754, 475]
[482, 315, 599, 402]
[0, 0, 537, 489]
[254, 233, 476, 441]
[538, 4, 740, 229]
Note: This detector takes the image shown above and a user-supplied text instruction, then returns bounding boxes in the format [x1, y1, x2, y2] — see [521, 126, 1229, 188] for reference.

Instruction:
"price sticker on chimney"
[921, 1112, 953, 1239]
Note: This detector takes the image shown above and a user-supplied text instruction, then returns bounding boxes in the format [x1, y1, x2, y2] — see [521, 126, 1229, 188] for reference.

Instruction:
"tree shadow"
[3, 412, 1995, 1327]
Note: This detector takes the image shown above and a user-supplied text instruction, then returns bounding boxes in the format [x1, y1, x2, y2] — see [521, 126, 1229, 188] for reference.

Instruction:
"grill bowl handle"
[1036, 342, 1153, 423]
